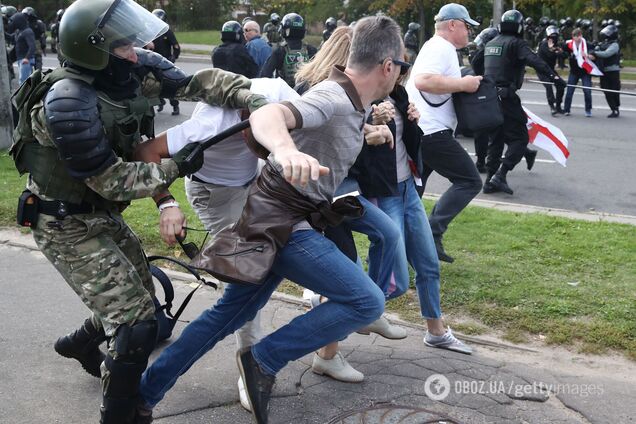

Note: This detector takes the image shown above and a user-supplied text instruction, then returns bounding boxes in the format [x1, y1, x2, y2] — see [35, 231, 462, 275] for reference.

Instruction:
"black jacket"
[212, 42, 258, 78]
[349, 85, 423, 198]
[153, 29, 180, 62]
[538, 38, 566, 70]
[11, 13, 36, 61]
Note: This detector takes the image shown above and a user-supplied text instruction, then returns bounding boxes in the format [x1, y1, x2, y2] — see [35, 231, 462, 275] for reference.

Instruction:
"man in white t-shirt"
[405, 3, 483, 263]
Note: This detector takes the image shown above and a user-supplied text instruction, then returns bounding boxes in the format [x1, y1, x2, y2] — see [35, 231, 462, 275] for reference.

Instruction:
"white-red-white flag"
[567, 38, 603, 76]
[523, 107, 570, 167]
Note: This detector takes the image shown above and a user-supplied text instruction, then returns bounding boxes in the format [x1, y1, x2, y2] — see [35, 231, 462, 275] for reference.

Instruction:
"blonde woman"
[295, 25, 408, 383]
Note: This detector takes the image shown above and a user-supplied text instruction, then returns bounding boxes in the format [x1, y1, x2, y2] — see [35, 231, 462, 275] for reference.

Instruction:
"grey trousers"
[185, 177, 263, 350]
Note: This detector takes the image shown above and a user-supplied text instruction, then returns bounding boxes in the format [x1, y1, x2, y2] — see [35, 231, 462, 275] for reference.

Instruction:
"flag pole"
[526, 79, 636, 96]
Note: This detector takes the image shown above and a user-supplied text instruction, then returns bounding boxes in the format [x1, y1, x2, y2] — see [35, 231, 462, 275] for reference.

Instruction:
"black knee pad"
[103, 320, 157, 398]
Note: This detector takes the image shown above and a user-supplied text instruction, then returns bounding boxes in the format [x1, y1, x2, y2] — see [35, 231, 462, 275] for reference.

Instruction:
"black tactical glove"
[554, 75, 566, 89]
[172, 142, 204, 177]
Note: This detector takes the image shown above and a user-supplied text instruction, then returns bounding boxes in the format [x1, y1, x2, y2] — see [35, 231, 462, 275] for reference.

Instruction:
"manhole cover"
[327, 404, 461, 424]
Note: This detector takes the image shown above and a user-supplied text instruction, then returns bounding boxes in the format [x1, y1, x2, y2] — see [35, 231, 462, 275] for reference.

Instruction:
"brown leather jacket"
[192, 162, 363, 285]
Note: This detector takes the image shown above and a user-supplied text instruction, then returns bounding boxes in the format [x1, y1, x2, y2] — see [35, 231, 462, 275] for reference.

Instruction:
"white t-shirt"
[405, 35, 461, 135]
[167, 78, 299, 186]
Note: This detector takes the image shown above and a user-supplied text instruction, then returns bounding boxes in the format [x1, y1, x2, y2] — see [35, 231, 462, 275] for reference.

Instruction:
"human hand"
[364, 124, 394, 149]
[159, 206, 186, 246]
[272, 148, 329, 187]
[461, 75, 482, 93]
[371, 101, 395, 125]
[407, 102, 420, 122]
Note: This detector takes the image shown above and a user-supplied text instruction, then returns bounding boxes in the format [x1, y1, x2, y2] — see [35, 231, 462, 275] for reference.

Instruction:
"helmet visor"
[88, 0, 167, 57]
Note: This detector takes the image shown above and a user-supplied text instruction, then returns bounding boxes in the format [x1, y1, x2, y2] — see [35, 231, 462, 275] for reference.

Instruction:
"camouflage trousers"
[32, 210, 156, 340]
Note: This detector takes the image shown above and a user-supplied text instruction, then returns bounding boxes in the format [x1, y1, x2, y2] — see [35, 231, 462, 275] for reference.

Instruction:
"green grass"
[1, 153, 635, 359]
[622, 59, 636, 67]
[175, 30, 221, 46]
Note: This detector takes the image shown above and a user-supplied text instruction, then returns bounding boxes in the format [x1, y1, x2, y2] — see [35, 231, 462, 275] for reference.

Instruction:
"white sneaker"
[312, 351, 364, 383]
[237, 376, 252, 412]
[358, 316, 407, 339]
[423, 327, 473, 355]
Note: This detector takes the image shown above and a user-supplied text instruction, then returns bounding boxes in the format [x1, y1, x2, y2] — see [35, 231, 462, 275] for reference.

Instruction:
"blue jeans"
[371, 177, 442, 319]
[18, 59, 34, 85]
[563, 72, 592, 113]
[345, 195, 401, 298]
[139, 230, 385, 408]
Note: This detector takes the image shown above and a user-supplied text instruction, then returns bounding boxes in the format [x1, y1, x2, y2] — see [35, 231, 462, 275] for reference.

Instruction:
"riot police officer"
[259, 12, 317, 87]
[590, 24, 621, 117]
[9, 0, 266, 422]
[538, 25, 567, 114]
[151, 9, 181, 115]
[49, 8, 65, 65]
[482, 10, 563, 195]
[404, 22, 421, 64]
[21, 6, 45, 71]
[263, 12, 282, 46]
[321, 16, 337, 46]
[212, 20, 258, 78]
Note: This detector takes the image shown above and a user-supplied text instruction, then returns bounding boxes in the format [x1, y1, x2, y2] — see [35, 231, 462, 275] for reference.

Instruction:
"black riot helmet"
[1, 5, 18, 19]
[325, 16, 336, 31]
[565, 17, 573, 26]
[499, 10, 524, 35]
[546, 25, 559, 40]
[607, 19, 615, 26]
[221, 20, 243, 43]
[539, 16, 549, 27]
[152, 9, 167, 22]
[614, 20, 621, 29]
[408, 22, 421, 32]
[601, 19, 608, 28]
[575, 18, 582, 27]
[524, 17, 534, 26]
[580, 19, 592, 30]
[549, 18, 557, 26]
[474, 27, 499, 48]
[56, 8, 64, 21]
[599, 24, 618, 42]
[270, 13, 280, 25]
[559, 18, 566, 27]
[281, 13, 305, 39]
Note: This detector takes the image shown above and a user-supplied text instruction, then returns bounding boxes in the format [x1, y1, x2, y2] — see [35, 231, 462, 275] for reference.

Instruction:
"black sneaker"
[607, 110, 619, 118]
[171, 106, 180, 116]
[525, 149, 538, 171]
[236, 349, 275, 424]
[434, 238, 454, 263]
[550, 106, 557, 116]
[156, 104, 163, 113]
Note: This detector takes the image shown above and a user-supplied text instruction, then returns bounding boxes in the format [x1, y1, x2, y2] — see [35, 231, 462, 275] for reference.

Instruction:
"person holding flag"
[562, 28, 599, 117]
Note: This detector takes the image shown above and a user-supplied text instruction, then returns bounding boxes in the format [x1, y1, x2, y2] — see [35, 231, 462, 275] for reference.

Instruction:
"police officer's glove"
[553, 75, 566, 89]
[172, 143, 204, 177]
[247, 94, 269, 113]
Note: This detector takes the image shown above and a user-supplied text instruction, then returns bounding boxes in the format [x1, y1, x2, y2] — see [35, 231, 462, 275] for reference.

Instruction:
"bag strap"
[419, 91, 451, 108]
[147, 255, 218, 323]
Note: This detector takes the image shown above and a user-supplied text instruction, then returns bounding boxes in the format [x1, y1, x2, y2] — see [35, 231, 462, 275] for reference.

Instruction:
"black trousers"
[543, 81, 564, 108]
[473, 130, 490, 163]
[420, 130, 482, 239]
[600, 71, 621, 111]
[486, 95, 529, 175]
[160, 98, 179, 108]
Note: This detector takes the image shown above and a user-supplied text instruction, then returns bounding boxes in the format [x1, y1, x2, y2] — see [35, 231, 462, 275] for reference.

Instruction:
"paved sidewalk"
[1, 227, 635, 423]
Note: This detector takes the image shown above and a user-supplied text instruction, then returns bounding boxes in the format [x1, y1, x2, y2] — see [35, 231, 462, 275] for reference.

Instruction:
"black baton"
[184, 119, 251, 164]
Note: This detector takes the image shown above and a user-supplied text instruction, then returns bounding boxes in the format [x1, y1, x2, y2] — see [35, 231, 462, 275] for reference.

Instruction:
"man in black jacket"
[9, 11, 35, 84]
[482, 10, 564, 195]
[538, 25, 567, 115]
[151, 9, 182, 115]
[212, 20, 258, 79]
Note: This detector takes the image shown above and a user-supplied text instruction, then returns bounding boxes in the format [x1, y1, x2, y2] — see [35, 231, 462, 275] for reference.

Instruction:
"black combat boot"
[171, 105, 180, 116]
[488, 167, 514, 195]
[54, 318, 106, 378]
[475, 158, 487, 173]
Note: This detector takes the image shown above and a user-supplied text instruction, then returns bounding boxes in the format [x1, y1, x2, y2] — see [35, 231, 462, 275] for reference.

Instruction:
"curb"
[423, 194, 636, 226]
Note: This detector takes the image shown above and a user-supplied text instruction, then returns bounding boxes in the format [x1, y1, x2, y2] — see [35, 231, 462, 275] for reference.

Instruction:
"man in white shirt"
[134, 77, 298, 412]
[405, 3, 483, 263]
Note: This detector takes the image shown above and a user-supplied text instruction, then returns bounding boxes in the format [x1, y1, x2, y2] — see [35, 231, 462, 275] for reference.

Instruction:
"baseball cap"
[434, 3, 480, 26]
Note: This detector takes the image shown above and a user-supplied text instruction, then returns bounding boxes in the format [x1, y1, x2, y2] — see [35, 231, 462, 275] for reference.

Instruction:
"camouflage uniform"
[23, 64, 260, 340]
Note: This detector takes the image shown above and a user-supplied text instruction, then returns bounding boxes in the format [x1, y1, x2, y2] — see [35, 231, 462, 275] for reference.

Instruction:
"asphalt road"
[37, 55, 636, 216]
